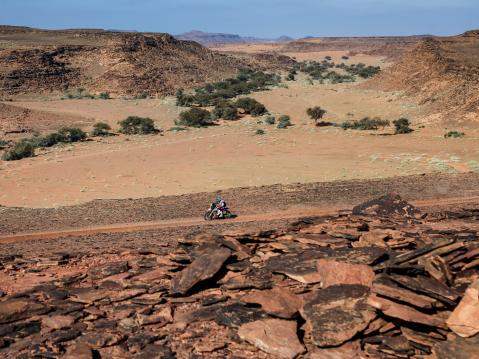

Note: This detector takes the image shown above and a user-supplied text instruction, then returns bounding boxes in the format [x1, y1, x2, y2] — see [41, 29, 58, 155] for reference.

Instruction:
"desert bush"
[98, 92, 111, 100]
[264, 115, 276, 125]
[307, 106, 327, 123]
[58, 127, 87, 142]
[277, 115, 292, 129]
[286, 72, 296, 81]
[1, 140, 35, 161]
[0, 139, 9, 148]
[177, 108, 214, 128]
[255, 129, 265, 135]
[119, 117, 159, 134]
[393, 118, 413, 134]
[444, 131, 465, 138]
[212, 101, 239, 121]
[175, 89, 194, 107]
[341, 117, 390, 131]
[342, 56, 349, 60]
[35, 132, 67, 147]
[168, 126, 188, 132]
[234, 98, 267, 116]
[91, 122, 112, 137]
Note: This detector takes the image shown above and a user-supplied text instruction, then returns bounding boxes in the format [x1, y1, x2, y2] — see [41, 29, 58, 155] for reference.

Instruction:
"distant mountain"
[175, 31, 294, 45]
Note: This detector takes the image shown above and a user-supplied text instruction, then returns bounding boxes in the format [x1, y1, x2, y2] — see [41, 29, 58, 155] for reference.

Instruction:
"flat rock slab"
[241, 287, 302, 319]
[238, 319, 305, 359]
[88, 261, 129, 280]
[352, 193, 421, 218]
[0, 299, 49, 324]
[368, 293, 447, 329]
[302, 284, 376, 347]
[447, 279, 479, 337]
[316, 259, 375, 288]
[170, 244, 231, 295]
[42, 315, 75, 330]
[433, 333, 479, 359]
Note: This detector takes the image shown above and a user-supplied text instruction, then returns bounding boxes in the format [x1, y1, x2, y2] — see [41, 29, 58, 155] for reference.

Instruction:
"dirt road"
[1, 195, 478, 245]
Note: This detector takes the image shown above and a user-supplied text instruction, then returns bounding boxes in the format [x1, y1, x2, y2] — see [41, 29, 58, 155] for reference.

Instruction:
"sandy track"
[1, 195, 478, 245]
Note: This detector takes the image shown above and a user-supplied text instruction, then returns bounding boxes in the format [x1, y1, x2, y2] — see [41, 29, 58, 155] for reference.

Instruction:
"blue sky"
[1, 0, 477, 38]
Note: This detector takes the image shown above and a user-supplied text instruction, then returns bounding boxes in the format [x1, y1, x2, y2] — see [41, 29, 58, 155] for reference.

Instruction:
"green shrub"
[307, 106, 327, 123]
[212, 101, 239, 121]
[341, 117, 390, 131]
[255, 129, 265, 135]
[91, 122, 112, 137]
[0, 139, 9, 148]
[264, 115, 276, 125]
[277, 115, 292, 129]
[2, 140, 35, 161]
[177, 108, 214, 128]
[36, 132, 67, 147]
[444, 131, 465, 138]
[286, 72, 296, 81]
[58, 127, 87, 142]
[98, 92, 111, 100]
[235, 98, 267, 117]
[119, 117, 159, 135]
[393, 118, 413, 134]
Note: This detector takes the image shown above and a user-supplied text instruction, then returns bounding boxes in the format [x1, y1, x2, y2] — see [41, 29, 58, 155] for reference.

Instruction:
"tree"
[118, 117, 159, 134]
[235, 98, 267, 117]
[307, 106, 327, 125]
[91, 122, 112, 137]
[58, 127, 87, 142]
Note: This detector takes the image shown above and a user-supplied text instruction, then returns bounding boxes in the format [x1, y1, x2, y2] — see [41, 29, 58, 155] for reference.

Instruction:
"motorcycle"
[204, 206, 235, 221]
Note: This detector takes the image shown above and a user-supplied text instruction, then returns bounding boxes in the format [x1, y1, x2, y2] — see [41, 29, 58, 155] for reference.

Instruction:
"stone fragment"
[241, 287, 302, 318]
[69, 287, 113, 304]
[63, 342, 94, 359]
[316, 259, 375, 288]
[367, 293, 447, 329]
[433, 332, 479, 359]
[131, 268, 169, 282]
[42, 315, 75, 330]
[0, 299, 49, 324]
[302, 284, 376, 347]
[238, 319, 305, 359]
[170, 244, 231, 295]
[81, 331, 125, 348]
[88, 261, 129, 280]
[447, 279, 479, 337]
[308, 341, 364, 359]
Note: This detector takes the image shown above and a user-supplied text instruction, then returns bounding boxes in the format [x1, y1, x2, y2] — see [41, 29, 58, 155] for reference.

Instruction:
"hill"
[175, 30, 294, 46]
[0, 27, 283, 97]
[365, 32, 479, 121]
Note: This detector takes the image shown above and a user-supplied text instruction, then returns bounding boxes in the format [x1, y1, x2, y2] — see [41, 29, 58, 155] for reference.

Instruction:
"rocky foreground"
[1, 194, 479, 358]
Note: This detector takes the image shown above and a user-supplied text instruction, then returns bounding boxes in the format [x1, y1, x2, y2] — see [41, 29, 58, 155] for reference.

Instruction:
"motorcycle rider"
[210, 196, 227, 218]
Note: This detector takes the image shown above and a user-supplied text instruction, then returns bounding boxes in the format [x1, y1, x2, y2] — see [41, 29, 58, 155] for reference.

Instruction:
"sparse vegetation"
[307, 106, 327, 124]
[264, 115, 276, 125]
[63, 88, 113, 100]
[168, 126, 188, 132]
[175, 69, 281, 107]
[1, 140, 35, 161]
[234, 97, 267, 117]
[296, 59, 381, 83]
[91, 122, 112, 137]
[177, 108, 214, 128]
[212, 101, 239, 121]
[58, 127, 87, 142]
[277, 115, 292, 129]
[119, 116, 159, 134]
[444, 131, 465, 138]
[98, 92, 111, 100]
[341, 117, 390, 131]
[393, 118, 414, 134]
[255, 129, 265, 135]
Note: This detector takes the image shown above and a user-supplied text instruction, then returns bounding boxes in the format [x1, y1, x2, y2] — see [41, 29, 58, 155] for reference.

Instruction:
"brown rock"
[63, 342, 93, 359]
[81, 331, 125, 348]
[433, 332, 479, 359]
[131, 268, 169, 282]
[372, 276, 438, 309]
[302, 285, 376, 347]
[447, 279, 479, 337]
[352, 193, 421, 218]
[238, 319, 305, 359]
[88, 261, 129, 280]
[308, 341, 364, 359]
[69, 287, 112, 304]
[353, 230, 389, 248]
[367, 293, 447, 329]
[316, 259, 375, 288]
[241, 287, 302, 319]
[0, 299, 49, 324]
[42, 315, 75, 330]
[170, 244, 231, 295]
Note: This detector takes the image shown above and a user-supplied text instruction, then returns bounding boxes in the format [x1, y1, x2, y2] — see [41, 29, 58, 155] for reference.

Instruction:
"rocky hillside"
[0, 27, 282, 97]
[365, 32, 479, 121]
